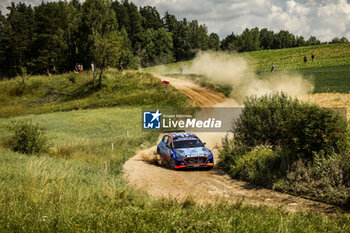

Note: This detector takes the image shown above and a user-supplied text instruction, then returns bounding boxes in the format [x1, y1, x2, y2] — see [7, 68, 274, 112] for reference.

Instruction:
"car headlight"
[176, 154, 186, 160]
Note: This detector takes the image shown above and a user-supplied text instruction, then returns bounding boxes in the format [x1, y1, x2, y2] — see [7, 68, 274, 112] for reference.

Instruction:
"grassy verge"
[0, 71, 194, 118]
[0, 107, 349, 231]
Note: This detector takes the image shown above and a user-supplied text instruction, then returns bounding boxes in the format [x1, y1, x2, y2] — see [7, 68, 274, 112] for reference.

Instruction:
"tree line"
[221, 28, 349, 52]
[0, 0, 348, 78]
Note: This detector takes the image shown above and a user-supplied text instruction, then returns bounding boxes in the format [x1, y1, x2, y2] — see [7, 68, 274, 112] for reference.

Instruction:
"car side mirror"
[203, 142, 206, 146]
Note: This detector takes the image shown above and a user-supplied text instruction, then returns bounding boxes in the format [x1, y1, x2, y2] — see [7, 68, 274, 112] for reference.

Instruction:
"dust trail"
[189, 51, 314, 104]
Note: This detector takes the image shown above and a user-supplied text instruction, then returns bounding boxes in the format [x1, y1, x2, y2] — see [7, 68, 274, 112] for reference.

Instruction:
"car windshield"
[173, 139, 203, 148]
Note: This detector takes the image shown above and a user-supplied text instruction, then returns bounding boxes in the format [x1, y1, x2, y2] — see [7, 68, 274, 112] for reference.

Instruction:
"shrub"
[277, 151, 350, 206]
[8, 120, 48, 154]
[233, 92, 347, 159]
[228, 146, 283, 187]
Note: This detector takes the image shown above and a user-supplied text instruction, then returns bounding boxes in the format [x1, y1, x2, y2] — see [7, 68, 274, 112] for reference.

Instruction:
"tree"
[259, 28, 274, 50]
[221, 33, 238, 51]
[188, 20, 209, 51]
[1, 3, 34, 76]
[123, 0, 143, 48]
[276, 30, 296, 48]
[140, 6, 163, 30]
[237, 28, 260, 52]
[308, 36, 320, 45]
[339, 36, 349, 43]
[163, 11, 177, 32]
[295, 36, 306, 47]
[173, 19, 193, 61]
[77, 0, 117, 68]
[112, 1, 130, 32]
[208, 33, 220, 51]
[93, 31, 121, 88]
[135, 28, 174, 67]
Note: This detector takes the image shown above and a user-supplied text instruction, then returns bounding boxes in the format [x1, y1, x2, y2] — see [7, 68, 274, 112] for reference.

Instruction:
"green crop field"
[146, 43, 350, 93]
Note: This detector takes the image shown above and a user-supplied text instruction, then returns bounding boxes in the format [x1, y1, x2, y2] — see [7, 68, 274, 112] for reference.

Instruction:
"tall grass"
[1, 148, 350, 232]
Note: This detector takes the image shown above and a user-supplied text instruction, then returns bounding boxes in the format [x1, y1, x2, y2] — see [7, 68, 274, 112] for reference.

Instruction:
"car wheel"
[169, 157, 176, 169]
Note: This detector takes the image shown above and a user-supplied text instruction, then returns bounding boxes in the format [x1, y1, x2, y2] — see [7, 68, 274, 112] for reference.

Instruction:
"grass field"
[146, 43, 350, 94]
[0, 71, 194, 118]
[1, 107, 350, 232]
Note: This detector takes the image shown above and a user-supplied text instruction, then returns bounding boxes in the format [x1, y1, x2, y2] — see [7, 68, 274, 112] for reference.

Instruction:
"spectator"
[271, 62, 275, 72]
[311, 54, 315, 62]
[91, 62, 95, 72]
[304, 55, 307, 63]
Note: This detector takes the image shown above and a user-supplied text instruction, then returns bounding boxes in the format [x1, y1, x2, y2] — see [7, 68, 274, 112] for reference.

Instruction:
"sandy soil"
[123, 76, 340, 214]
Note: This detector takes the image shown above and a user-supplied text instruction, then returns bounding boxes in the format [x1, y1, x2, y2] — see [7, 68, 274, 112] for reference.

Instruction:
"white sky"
[1, 0, 350, 41]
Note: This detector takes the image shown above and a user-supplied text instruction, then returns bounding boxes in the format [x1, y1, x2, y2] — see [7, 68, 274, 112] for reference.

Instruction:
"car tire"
[169, 157, 176, 170]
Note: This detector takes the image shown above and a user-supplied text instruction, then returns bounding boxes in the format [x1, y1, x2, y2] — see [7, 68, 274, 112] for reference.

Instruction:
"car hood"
[174, 147, 211, 157]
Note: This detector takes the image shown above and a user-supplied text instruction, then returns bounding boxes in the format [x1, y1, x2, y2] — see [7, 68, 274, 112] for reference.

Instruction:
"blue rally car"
[156, 131, 214, 169]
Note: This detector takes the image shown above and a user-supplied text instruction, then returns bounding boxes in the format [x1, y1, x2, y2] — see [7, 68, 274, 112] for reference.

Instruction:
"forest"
[0, 0, 348, 77]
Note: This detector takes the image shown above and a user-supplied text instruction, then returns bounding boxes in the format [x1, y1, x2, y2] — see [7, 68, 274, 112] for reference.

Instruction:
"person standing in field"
[271, 62, 275, 72]
[304, 55, 307, 63]
[311, 54, 315, 62]
[91, 62, 95, 72]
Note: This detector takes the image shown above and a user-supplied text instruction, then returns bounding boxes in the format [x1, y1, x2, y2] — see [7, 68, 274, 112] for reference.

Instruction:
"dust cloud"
[189, 51, 314, 103]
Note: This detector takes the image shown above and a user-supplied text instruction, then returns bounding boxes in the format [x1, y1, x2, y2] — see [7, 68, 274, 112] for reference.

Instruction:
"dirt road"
[123, 76, 337, 213]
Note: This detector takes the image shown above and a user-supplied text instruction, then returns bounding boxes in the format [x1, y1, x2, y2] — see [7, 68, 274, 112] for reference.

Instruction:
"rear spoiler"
[162, 130, 185, 134]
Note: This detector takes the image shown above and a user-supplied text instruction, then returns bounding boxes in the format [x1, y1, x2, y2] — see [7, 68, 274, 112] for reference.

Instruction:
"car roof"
[166, 133, 199, 141]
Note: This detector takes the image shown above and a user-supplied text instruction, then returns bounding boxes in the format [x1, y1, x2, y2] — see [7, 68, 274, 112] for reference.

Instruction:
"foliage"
[2, 1, 347, 77]
[219, 93, 349, 207]
[228, 146, 283, 187]
[233, 92, 347, 159]
[135, 28, 174, 67]
[275, 151, 350, 207]
[93, 31, 121, 87]
[7, 120, 48, 154]
[221, 27, 348, 53]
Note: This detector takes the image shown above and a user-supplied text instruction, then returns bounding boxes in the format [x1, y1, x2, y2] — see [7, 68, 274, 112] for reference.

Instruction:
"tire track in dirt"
[123, 76, 338, 214]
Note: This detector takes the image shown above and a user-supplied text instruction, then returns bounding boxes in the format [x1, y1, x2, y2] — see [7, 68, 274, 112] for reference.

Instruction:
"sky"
[1, 0, 350, 41]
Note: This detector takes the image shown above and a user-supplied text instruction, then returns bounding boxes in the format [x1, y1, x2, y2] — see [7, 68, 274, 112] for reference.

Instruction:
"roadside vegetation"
[219, 93, 350, 208]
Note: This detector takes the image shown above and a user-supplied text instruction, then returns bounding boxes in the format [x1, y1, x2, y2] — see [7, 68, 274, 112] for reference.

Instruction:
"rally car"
[156, 131, 214, 169]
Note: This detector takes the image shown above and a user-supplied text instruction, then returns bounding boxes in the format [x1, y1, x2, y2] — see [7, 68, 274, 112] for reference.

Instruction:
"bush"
[8, 120, 48, 154]
[229, 146, 282, 187]
[233, 92, 347, 159]
[277, 152, 350, 206]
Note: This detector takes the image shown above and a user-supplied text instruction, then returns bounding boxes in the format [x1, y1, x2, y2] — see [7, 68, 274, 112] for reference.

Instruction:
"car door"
[165, 137, 173, 159]
[159, 136, 169, 156]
